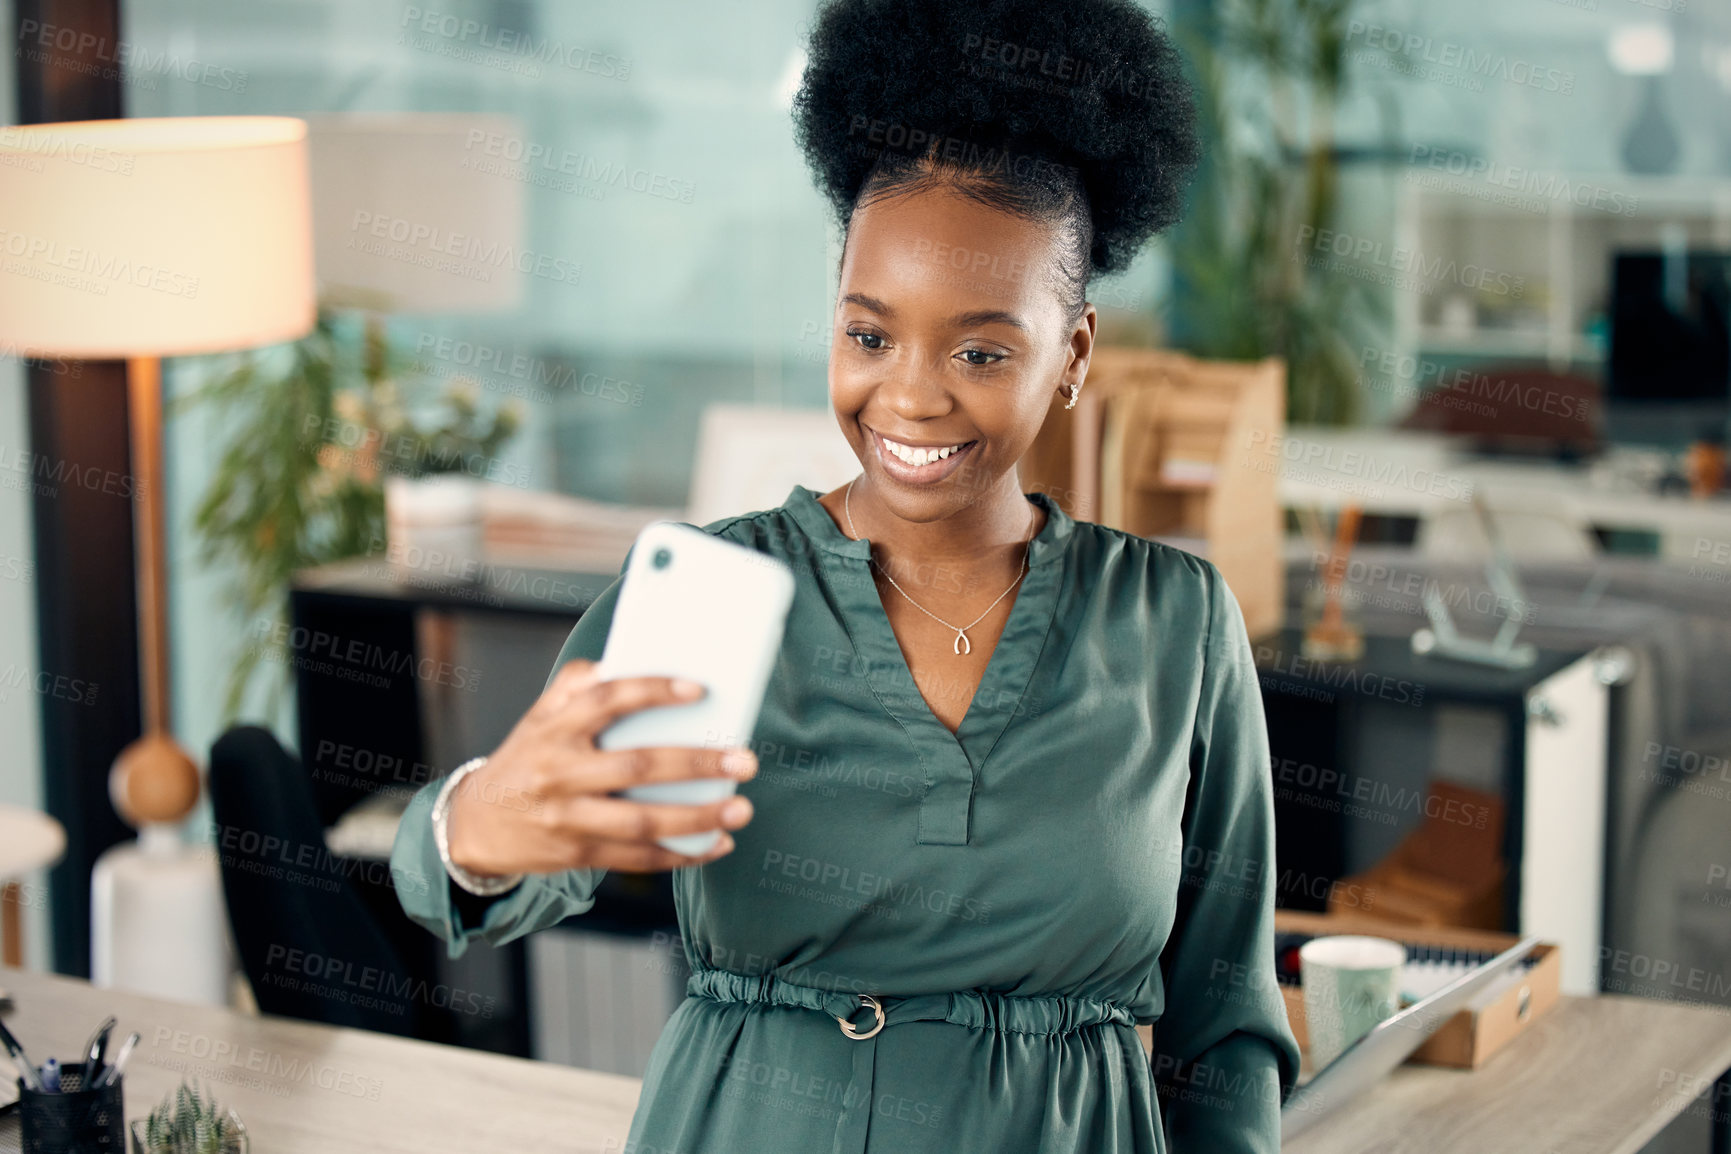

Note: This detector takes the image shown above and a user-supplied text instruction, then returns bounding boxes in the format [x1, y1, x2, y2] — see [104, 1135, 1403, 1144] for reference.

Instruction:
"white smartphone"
[594, 521, 795, 854]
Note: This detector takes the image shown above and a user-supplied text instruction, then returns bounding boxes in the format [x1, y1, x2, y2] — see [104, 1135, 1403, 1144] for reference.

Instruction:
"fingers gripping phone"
[594, 522, 795, 854]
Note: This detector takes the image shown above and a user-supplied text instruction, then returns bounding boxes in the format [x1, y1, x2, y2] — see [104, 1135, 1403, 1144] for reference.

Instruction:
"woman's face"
[829, 183, 1096, 524]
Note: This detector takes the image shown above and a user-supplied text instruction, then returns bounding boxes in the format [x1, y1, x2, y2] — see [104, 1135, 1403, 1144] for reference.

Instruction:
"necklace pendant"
[954, 629, 970, 656]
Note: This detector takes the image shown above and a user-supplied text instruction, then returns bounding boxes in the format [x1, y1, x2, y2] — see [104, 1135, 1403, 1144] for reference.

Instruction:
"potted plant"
[129, 1080, 248, 1154]
[174, 309, 521, 720]
[1166, 0, 1389, 425]
[374, 373, 523, 583]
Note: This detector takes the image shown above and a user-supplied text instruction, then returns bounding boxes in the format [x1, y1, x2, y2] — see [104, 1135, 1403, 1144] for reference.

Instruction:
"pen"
[0, 1017, 44, 1091]
[96, 1033, 139, 1089]
[40, 1057, 60, 1093]
[81, 1016, 116, 1089]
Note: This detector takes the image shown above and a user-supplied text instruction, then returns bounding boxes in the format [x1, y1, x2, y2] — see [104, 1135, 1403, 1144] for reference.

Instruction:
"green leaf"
[1166, 0, 1389, 426]
[174, 308, 518, 722]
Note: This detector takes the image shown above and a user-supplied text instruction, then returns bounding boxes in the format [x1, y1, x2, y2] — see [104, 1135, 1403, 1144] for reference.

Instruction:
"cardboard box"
[1274, 909, 1561, 1069]
[1328, 781, 1507, 932]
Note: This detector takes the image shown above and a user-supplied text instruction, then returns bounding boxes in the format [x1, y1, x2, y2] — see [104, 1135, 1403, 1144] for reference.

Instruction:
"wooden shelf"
[1020, 347, 1286, 638]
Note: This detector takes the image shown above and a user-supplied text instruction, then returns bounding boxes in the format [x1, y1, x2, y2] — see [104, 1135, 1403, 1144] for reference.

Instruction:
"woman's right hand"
[443, 658, 757, 878]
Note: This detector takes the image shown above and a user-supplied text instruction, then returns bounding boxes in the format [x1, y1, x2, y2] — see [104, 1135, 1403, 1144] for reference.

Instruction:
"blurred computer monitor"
[1606, 250, 1731, 447]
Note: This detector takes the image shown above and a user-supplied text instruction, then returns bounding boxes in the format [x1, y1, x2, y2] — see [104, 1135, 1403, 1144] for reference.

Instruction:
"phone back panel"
[595, 521, 795, 759]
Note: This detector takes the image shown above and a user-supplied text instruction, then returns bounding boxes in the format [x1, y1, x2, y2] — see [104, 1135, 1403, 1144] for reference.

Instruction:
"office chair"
[1415, 493, 1598, 562]
[207, 726, 421, 1037]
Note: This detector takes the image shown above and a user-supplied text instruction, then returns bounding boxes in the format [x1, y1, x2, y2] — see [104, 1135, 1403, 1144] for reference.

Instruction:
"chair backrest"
[1416, 496, 1598, 562]
[207, 725, 420, 1036]
[685, 404, 859, 526]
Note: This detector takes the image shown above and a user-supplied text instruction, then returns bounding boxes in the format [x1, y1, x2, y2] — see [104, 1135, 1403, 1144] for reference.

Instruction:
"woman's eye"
[958, 348, 1004, 367]
[847, 329, 885, 351]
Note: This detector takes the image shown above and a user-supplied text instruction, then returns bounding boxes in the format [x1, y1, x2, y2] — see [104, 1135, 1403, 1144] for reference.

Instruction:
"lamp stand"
[108, 356, 199, 827]
[129, 356, 171, 734]
[94, 356, 223, 1004]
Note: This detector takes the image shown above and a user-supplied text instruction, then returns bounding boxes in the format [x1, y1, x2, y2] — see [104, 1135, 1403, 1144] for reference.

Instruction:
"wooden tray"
[1275, 909, 1561, 1069]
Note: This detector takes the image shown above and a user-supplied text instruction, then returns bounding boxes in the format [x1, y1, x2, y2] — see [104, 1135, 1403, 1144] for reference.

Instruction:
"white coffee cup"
[1300, 935, 1406, 1070]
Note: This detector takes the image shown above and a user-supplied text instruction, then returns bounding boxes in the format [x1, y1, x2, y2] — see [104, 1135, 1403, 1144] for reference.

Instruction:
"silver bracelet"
[432, 756, 525, 897]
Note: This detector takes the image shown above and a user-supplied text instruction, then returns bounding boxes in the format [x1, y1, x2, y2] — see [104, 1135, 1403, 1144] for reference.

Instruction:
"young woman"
[392, 0, 1300, 1149]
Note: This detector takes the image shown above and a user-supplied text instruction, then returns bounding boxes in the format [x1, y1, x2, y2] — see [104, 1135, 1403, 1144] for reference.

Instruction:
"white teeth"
[882, 436, 966, 467]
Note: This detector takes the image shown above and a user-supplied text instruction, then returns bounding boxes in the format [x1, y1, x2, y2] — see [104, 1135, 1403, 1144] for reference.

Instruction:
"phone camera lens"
[652, 547, 673, 570]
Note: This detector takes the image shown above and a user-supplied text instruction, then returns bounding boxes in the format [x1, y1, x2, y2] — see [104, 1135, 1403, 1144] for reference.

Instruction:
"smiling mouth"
[872, 431, 978, 468]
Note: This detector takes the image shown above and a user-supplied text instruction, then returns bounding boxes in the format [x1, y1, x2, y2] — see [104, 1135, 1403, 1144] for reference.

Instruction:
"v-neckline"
[782, 484, 1074, 845]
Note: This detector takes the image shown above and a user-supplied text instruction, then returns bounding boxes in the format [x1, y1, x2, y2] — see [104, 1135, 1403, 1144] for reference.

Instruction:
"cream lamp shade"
[0, 115, 314, 357]
[306, 112, 526, 315]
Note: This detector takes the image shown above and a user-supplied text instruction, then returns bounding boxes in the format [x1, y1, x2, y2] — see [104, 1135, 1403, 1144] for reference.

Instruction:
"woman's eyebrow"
[945, 307, 1028, 332]
[838, 292, 1028, 333]
[839, 291, 894, 315]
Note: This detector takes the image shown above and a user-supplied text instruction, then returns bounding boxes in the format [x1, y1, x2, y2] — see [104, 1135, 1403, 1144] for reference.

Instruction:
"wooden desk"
[1285, 994, 1731, 1154]
[1269, 426, 1731, 561]
[6, 967, 1727, 1153]
[0, 966, 639, 1153]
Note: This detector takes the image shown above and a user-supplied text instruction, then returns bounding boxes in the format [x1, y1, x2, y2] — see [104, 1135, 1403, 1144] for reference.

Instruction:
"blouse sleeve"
[1148, 561, 1301, 1154]
[389, 571, 624, 960]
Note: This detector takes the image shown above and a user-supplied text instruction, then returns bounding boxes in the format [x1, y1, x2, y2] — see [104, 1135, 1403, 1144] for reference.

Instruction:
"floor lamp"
[0, 117, 314, 1000]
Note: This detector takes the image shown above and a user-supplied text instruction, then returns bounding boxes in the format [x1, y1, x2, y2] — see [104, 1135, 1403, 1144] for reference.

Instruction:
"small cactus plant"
[130, 1080, 248, 1154]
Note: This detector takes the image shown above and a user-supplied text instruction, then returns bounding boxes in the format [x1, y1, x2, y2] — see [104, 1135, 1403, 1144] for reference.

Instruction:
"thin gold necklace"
[843, 477, 1033, 656]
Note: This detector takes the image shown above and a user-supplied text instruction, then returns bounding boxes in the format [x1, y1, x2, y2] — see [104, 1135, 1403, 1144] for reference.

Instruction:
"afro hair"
[791, 0, 1201, 290]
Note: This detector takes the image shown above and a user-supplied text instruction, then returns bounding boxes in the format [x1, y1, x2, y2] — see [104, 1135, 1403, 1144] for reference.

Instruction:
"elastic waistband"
[686, 967, 1135, 1037]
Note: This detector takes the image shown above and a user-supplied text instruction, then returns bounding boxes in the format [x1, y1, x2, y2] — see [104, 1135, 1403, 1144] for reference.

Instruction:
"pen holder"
[18, 1062, 125, 1153]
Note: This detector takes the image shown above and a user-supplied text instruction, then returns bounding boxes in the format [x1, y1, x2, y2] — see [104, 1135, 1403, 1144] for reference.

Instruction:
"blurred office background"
[2, 0, 1729, 1148]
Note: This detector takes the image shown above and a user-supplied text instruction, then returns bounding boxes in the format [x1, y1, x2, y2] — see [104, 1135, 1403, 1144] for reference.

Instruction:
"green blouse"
[391, 483, 1300, 1153]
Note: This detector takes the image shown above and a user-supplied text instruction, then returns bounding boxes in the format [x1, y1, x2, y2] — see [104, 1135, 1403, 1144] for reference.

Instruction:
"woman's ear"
[1063, 302, 1098, 395]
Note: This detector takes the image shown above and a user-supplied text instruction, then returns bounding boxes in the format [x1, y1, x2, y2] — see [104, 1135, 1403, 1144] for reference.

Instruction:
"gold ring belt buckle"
[835, 994, 885, 1040]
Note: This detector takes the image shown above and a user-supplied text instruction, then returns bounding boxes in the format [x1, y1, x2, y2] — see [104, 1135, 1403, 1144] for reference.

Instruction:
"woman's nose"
[874, 355, 954, 422]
